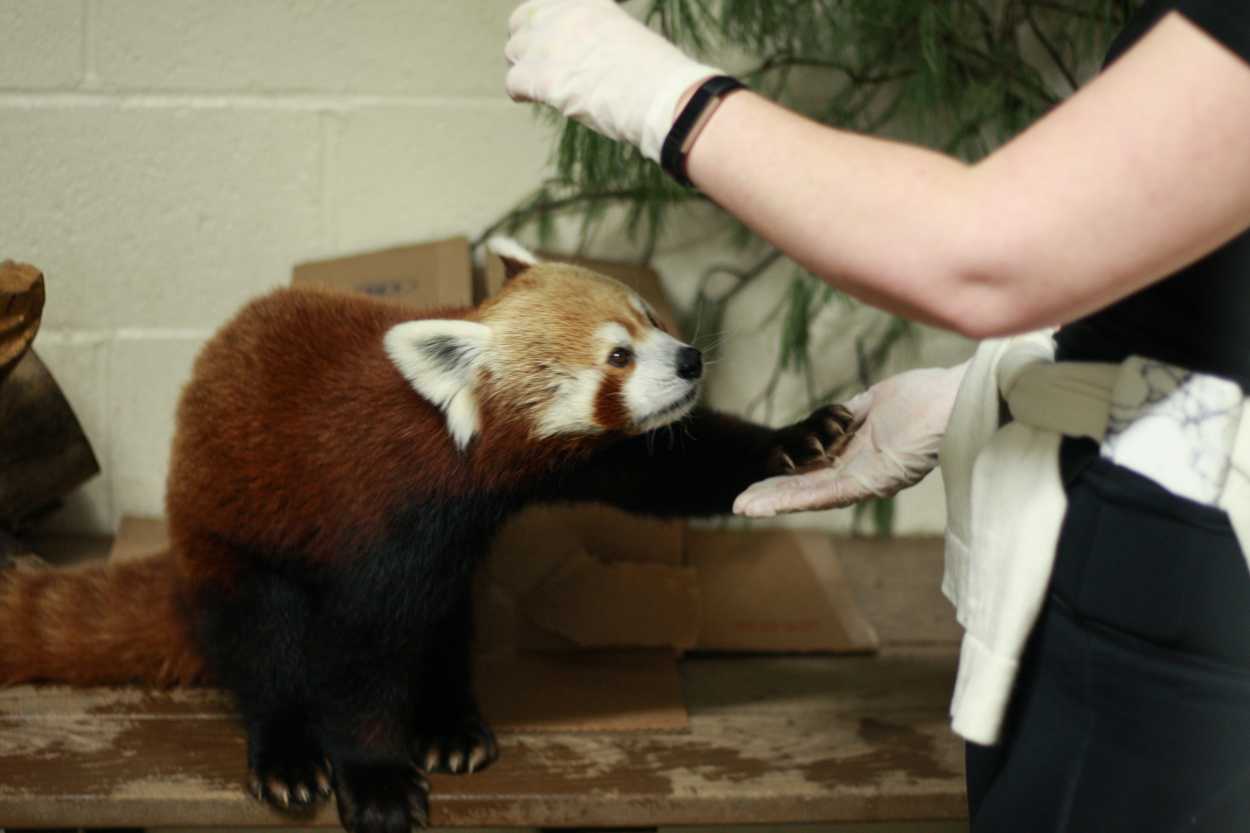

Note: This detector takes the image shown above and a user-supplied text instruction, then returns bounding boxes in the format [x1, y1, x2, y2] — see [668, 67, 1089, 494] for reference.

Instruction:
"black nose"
[676, 346, 703, 380]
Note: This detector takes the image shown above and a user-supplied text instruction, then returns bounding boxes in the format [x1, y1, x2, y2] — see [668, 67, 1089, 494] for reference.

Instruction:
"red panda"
[0, 240, 852, 833]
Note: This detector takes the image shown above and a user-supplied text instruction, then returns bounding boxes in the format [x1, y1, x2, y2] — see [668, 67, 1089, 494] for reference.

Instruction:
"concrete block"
[0, 0, 84, 89]
[333, 102, 554, 253]
[0, 106, 324, 330]
[95, 0, 519, 96]
[108, 332, 206, 524]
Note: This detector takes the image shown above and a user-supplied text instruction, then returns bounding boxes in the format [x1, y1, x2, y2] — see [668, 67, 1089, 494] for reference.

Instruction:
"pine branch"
[472, 183, 705, 250]
[1025, 5, 1081, 93]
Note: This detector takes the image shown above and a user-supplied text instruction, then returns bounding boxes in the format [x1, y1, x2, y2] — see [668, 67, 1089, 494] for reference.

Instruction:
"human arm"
[507, 7, 1250, 338]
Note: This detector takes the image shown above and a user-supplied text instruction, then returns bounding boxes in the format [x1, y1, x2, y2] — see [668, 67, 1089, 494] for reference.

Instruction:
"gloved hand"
[733, 361, 970, 517]
[505, 0, 723, 162]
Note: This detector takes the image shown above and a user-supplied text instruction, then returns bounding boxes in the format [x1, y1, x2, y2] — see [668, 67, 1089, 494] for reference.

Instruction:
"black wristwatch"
[660, 75, 746, 188]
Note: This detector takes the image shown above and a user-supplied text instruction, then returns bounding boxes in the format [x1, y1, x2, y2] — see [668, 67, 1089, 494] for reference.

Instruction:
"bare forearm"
[685, 14, 1250, 339]
[686, 91, 984, 332]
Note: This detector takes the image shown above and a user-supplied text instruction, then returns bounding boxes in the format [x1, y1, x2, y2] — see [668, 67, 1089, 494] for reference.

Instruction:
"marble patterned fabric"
[1102, 357, 1244, 506]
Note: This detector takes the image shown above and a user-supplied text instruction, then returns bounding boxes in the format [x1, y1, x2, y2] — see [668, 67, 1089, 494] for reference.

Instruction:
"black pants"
[966, 439, 1250, 833]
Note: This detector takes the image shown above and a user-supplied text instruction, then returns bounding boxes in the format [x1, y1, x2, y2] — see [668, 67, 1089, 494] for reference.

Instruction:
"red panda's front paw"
[767, 403, 856, 475]
[246, 727, 333, 812]
[334, 762, 431, 833]
[413, 718, 499, 775]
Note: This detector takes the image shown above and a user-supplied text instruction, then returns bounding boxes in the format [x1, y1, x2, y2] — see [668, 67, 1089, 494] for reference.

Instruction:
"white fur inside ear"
[384, 320, 491, 450]
[486, 236, 540, 267]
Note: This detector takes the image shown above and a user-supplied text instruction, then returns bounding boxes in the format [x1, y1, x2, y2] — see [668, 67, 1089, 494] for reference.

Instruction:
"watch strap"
[660, 75, 745, 188]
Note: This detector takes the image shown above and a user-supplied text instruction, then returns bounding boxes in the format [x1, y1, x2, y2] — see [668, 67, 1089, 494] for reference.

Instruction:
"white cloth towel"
[938, 332, 1250, 745]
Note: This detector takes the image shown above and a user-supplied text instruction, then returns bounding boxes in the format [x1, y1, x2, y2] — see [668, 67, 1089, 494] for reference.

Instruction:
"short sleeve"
[1177, 0, 1250, 64]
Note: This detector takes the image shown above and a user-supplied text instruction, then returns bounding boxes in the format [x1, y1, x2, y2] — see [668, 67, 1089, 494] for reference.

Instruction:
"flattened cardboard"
[478, 506, 693, 653]
[523, 551, 701, 651]
[293, 237, 473, 309]
[687, 529, 879, 654]
[488, 503, 685, 573]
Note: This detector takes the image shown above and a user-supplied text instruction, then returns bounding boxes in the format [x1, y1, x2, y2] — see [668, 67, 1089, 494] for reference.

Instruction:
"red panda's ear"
[384, 320, 492, 451]
[486, 236, 540, 282]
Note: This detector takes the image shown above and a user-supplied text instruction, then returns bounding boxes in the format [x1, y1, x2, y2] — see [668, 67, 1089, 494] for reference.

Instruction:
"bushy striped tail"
[0, 552, 204, 686]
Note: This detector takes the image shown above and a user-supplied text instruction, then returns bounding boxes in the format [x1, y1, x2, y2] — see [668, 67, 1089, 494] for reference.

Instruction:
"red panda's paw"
[334, 762, 431, 833]
[413, 718, 499, 775]
[767, 403, 856, 475]
[246, 729, 333, 812]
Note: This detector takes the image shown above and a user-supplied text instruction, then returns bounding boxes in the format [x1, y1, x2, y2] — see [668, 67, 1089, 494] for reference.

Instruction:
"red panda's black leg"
[411, 595, 498, 775]
[559, 404, 855, 517]
[302, 574, 441, 832]
[309, 647, 432, 832]
[190, 559, 331, 813]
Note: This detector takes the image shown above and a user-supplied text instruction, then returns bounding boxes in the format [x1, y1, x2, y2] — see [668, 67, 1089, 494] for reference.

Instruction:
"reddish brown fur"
[0, 554, 203, 686]
[593, 373, 629, 429]
[167, 286, 596, 585]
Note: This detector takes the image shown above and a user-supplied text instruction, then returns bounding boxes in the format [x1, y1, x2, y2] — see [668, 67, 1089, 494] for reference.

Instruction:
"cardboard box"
[292, 237, 473, 309]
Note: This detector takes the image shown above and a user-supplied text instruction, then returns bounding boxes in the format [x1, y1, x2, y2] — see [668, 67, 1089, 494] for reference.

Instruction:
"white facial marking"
[384, 320, 491, 450]
[534, 367, 604, 438]
[624, 327, 699, 431]
[596, 321, 631, 348]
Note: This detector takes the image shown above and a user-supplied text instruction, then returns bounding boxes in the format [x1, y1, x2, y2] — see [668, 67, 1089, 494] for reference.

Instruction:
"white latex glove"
[733, 361, 970, 517]
[505, 0, 723, 162]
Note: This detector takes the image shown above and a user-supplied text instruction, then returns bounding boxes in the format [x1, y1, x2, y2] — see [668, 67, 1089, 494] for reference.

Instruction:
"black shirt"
[1052, 0, 1250, 391]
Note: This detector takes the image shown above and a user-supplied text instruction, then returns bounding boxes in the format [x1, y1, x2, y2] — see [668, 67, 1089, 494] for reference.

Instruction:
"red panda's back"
[166, 287, 467, 571]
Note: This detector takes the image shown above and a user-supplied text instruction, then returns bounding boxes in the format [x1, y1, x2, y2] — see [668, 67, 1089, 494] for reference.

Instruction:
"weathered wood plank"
[0, 654, 964, 828]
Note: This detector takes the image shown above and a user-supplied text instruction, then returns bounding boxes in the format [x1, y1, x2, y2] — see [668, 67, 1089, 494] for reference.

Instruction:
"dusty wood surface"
[0, 538, 965, 828]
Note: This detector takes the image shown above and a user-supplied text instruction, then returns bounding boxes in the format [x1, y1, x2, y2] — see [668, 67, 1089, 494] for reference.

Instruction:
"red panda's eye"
[607, 347, 634, 368]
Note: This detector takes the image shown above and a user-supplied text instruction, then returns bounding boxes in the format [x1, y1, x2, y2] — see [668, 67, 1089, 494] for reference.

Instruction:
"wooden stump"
[0, 350, 99, 529]
[0, 260, 45, 391]
[0, 261, 99, 529]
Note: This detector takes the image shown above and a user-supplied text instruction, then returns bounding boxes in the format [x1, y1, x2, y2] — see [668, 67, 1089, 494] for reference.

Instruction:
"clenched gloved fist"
[505, 0, 723, 162]
[733, 362, 970, 517]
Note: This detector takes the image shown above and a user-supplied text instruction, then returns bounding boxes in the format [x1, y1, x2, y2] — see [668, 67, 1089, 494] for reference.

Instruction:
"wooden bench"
[0, 537, 965, 829]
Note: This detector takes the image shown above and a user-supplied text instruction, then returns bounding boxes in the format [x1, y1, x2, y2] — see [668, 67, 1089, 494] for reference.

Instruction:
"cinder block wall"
[4, 1, 961, 536]
[4, 1, 554, 533]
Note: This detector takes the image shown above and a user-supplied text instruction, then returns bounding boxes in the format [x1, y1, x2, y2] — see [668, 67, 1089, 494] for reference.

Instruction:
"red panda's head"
[383, 239, 703, 450]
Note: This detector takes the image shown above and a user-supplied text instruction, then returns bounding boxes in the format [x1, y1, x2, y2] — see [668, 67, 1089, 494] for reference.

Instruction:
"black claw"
[246, 730, 332, 814]
[412, 718, 499, 776]
[248, 775, 264, 801]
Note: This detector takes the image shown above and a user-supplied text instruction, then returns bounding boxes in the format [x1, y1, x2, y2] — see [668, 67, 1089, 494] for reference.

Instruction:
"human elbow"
[927, 261, 1036, 340]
